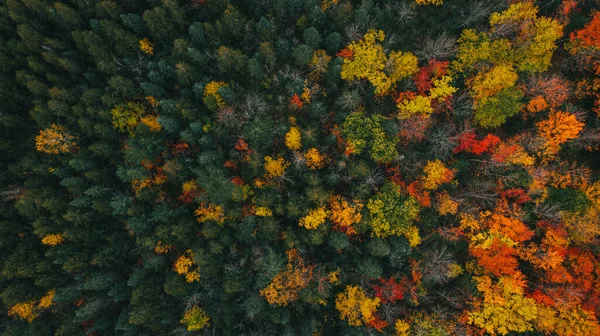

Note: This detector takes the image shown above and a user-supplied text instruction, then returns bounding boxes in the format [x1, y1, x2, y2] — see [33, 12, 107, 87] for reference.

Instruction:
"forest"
[2, 0, 600, 335]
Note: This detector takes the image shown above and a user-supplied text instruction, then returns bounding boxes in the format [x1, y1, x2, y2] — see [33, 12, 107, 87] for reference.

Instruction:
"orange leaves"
[454, 131, 501, 155]
[470, 234, 520, 277]
[260, 251, 314, 306]
[35, 124, 78, 154]
[569, 11, 600, 50]
[194, 203, 225, 225]
[329, 195, 363, 235]
[536, 111, 584, 156]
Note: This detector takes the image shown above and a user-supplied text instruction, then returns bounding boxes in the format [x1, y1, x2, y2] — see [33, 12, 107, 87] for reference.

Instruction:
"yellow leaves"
[299, 207, 328, 230]
[180, 306, 210, 331]
[260, 252, 314, 306]
[139, 37, 154, 55]
[173, 250, 193, 275]
[173, 249, 200, 283]
[203, 81, 228, 108]
[285, 126, 302, 150]
[394, 319, 411, 336]
[8, 289, 56, 323]
[397, 76, 456, 119]
[8, 302, 37, 323]
[397, 95, 433, 119]
[470, 64, 518, 107]
[536, 111, 584, 156]
[41, 233, 64, 246]
[140, 115, 162, 132]
[387, 51, 419, 83]
[304, 148, 326, 170]
[254, 206, 273, 217]
[535, 305, 600, 336]
[195, 202, 225, 225]
[35, 124, 78, 154]
[328, 269, 341, 285]
[264, 156, 290, 178]
[37, 289, 55, 309]
[469, 275, 539, 335]
[415, 0, 442, 5]
[341, 29, 417, 95]
[111, 102, 145, 136]
[430, 76, 458, 100]
[421, 160, 454, 190]
[489, 2, 537, 26]
[145, 95, 159, 107]
[154, 241, 173, 255]
[335, 285, 380, 326]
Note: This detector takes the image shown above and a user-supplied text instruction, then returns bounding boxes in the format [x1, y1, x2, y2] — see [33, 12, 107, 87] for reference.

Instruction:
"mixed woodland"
[2, 0, 600, 335]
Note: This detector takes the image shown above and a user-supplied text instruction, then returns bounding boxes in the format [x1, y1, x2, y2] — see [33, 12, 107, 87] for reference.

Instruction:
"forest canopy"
[2, 0, 600, 335]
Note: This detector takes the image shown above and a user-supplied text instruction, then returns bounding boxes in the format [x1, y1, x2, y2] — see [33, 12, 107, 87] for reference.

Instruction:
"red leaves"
[414, 59, 450, 95]
[336, 48, 354, 59]
[454, 131, 500, 155]
[373, 277, 407, 303]
[290, 94, 304, 109]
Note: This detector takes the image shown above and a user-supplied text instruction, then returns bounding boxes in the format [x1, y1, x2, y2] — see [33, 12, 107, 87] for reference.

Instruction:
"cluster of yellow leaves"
[329, 195, 363, 235]
[367, 197, 421, 244]
[340, 29, 418, 95]
[111, 102, 145, 136]
[260, 252, 314, 306]
[469, 64, 518, 108]
[264, 156, 290, 178]
[468, 275, 539, 335]
[299, 207, 328, 230]
[41, 233, 64, 246]
[8, 302, 37, 323]
[536, 111, 584, 156]
[180, 306, 210, 331]
[397, 76, 457, 119]
[535, 304, 600, 336]
[35, 124, 78, 154]
[254, 206, 273, 217]
[436, 191, 458, 215]
[154, 240, 173, 255]
[195, 202, 225, 225]
[421, 160, 455, 190]
[304, 148, 326, 170]
[182, 180, 198, 193]
[285, 126, 302, 150]
[139, 37, 154, 55]
[38, 290, 55, 309]
[415, 0, 442, 5]
[320, 0, 339, 11]
[173, 249, 200, 283]
[203, 81, 228, 108]
[309, 50, 332, 80]
[8, 289, 55, 323]
[140, 115, 161, 132]
[335, 285, 380, 326]
[395, 319, 411, 336]
[145, 95, 159, 107]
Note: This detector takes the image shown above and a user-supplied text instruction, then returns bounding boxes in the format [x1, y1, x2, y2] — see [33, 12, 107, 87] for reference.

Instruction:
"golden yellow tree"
[335, 285, 380, 326]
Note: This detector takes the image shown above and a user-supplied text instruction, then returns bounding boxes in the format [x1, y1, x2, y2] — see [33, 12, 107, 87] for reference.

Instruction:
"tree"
[35, 124, 77, 154]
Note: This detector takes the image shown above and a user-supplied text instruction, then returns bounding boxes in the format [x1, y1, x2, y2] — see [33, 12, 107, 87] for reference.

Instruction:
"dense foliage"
[2, 0, 600, 335]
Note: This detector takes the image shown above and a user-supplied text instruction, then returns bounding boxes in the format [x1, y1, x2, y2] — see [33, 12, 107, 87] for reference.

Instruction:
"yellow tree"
[335, 285, 380, 326]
